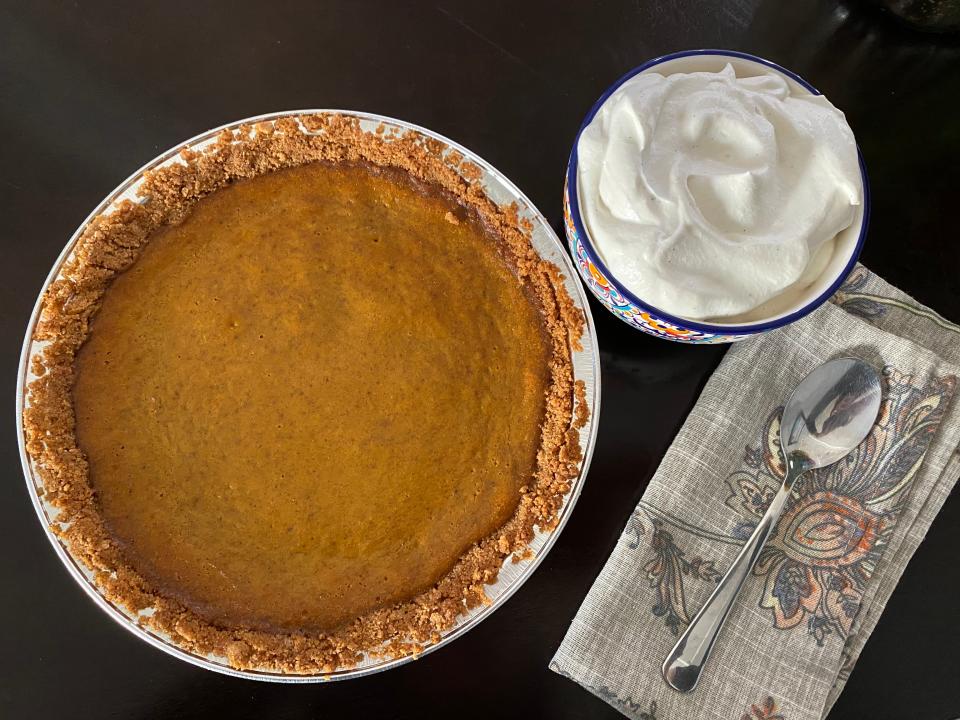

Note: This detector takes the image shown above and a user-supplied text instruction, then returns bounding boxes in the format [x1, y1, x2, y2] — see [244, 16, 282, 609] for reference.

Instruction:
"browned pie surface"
[73, 161, 551, 633]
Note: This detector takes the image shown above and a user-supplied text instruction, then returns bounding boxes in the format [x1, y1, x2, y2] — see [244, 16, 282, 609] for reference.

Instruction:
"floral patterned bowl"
[564, 49, 870, 344]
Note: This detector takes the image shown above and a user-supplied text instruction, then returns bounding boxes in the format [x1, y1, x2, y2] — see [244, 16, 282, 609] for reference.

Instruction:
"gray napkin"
[550, 266, 960, 720]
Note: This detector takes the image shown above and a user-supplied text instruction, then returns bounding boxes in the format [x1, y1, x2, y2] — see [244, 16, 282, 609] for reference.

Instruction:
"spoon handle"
[662, 470, 798, 693]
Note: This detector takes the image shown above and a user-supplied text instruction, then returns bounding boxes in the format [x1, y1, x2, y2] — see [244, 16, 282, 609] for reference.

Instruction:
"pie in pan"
[22, 113, 590, 674]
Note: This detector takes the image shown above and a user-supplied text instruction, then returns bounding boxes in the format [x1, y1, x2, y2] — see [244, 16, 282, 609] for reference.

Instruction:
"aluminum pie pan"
[15, 110, 601, 682]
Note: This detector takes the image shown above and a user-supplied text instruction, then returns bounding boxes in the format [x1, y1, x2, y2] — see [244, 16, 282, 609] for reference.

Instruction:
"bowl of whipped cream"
[564, 49, 868, 343]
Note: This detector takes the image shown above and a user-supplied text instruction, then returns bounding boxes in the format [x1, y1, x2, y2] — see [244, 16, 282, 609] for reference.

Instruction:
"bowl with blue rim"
[563, 49, 870, 344]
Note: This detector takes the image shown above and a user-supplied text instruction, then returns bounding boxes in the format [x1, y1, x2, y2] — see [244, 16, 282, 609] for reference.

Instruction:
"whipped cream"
[576, 63, 862, 321]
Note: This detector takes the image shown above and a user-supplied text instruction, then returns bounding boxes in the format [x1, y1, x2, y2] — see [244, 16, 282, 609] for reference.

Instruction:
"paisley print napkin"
[551, 266, 960, 720]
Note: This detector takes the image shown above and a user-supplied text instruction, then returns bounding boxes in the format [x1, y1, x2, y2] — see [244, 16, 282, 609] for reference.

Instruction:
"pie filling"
[73, 161, 551, 633]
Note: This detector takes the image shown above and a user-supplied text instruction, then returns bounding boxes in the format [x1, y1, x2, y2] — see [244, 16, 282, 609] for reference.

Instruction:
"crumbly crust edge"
[22, 113, 587, 674]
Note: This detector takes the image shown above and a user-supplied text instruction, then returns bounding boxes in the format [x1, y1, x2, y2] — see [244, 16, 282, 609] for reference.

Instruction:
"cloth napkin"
[550, 266, 960, 720]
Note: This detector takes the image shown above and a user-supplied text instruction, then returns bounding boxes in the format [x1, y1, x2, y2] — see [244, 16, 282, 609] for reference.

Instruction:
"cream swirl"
[576, 63, 862, 321]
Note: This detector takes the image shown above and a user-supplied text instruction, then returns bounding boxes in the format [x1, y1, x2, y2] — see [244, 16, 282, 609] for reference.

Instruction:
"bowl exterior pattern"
[563, 178, 751, 344]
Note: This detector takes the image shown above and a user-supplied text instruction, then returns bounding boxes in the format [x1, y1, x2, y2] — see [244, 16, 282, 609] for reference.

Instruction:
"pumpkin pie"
[23, 114, 586, 673]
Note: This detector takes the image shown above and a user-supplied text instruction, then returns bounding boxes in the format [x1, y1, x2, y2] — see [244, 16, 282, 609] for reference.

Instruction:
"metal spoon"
[662, 357, 883, 694]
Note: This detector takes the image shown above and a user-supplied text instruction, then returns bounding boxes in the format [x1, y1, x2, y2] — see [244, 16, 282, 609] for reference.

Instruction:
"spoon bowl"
[782, 358, 883, 470]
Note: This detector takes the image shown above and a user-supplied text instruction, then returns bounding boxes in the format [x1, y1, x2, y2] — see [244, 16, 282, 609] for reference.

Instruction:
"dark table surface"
[2, 1, 959, 718]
